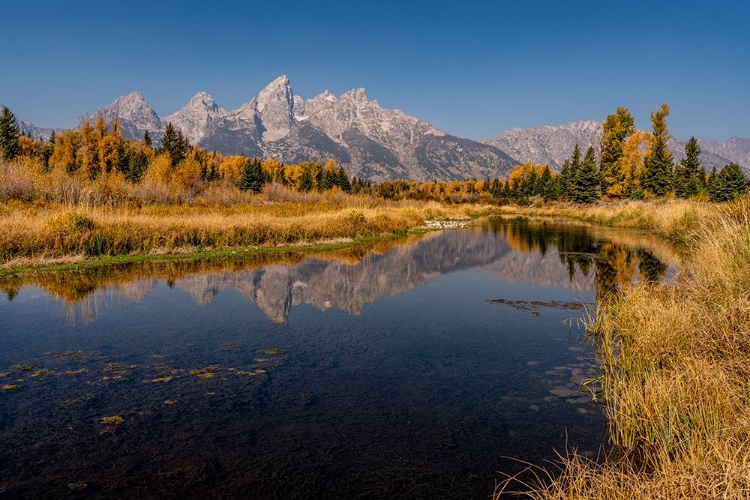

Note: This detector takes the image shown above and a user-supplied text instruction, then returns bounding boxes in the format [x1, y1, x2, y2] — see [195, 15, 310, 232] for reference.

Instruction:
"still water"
[0, 218, 673, 499]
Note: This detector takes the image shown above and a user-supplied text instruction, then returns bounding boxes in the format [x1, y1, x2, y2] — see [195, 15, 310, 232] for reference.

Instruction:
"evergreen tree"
[706, 166, 720, 201]
[642, 104, 674, 196]
[125, 150, 149, 183]
[543, 174, 561, 202]
[157, 123, 190, 167]
[205, 152, 221, 182]
[143, 130, 152, 148]
[561, 144, 582, 199]
[298, 169, 314, 192]
[334, 168, 352, 192]
[674, 136, 704, 198]
[538, 167, 552, 200]
[0, 106, 21, 161]
[709, 163, 749, 202]
[600, 107, 635, 197]
[237, 157, 265, 193]
[570, 146, 602, 203]
[319, 169, 335, 191]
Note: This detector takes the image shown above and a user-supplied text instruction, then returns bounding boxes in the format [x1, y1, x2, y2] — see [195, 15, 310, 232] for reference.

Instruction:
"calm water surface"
[0, 219, 673, 499]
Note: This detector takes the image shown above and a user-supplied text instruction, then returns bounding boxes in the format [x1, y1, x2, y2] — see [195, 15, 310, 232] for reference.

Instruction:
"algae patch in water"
[257, 348, 285, 355]
[100, 415, 124, 425]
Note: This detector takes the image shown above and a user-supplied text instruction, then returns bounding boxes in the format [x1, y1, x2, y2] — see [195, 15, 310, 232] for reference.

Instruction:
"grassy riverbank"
[497, 197, 750, 498]
[483, 198, 720, 245]
[0, 189, 471, 272]
[1, 195, 716, 274]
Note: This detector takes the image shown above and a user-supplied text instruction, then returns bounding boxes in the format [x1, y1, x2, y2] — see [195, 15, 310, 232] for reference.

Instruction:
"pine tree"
[600, 107, 635, 197]
[157, 123, 190, 167]
[334, 168, 352, 192]
[126, 150, 149, 183]
[0, 106, 21, 161]
[298, 169, 314, 192]
[642, 104, 674, 196]
[710, 163, 749, 202]
[706, 167, 720, 201]
[570, 146, 602, 203]
[561, 144, 582, 199]
[143, 130, 152, 148]
[674, 136, 704, 198]
[236, 157, 265, 193]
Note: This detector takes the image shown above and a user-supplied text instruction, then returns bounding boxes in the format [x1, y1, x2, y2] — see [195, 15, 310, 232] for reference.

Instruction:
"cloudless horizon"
[2, 0, 749, 141]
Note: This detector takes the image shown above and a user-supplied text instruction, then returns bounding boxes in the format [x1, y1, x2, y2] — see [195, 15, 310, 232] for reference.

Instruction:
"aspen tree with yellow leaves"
[600, 107, 635, 197]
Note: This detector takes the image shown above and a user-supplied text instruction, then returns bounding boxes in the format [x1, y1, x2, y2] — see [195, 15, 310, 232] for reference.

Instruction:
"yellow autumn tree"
[262, 158, 284, 182]
[49, 129, 80, 172]
[619, 130, 651, 196]
[17, 135, 39, 159]
[218, 156, 246, 185]
[507, 163, 548, 189]
[173, 157, 203, 195]
[142, 153, 173, 185]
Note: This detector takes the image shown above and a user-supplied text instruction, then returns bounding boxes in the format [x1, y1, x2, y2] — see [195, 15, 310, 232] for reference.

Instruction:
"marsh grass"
[498, 197, 750, 499]
[490, 198, 719, 246]
[0, 194, 472, 266]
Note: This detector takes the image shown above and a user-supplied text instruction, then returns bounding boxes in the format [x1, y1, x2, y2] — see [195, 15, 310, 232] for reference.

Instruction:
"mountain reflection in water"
[2, 218, 675, 324]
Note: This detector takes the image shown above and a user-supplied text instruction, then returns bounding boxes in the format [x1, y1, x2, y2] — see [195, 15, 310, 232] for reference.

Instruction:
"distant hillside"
[482, 121, 747, 172]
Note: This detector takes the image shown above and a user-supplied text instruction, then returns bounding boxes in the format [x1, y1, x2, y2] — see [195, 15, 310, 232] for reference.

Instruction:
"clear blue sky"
[2, 0, 748, 141]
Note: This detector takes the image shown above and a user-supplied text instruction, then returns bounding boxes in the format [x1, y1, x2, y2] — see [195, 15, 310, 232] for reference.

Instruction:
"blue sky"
[2, 0, 749, 141]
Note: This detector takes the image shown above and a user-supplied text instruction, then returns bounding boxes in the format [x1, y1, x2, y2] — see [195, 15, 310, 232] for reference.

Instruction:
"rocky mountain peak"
[164, 91, 227, 144]
[340, 88, 369, 103]
[97, 91, 164, 139]
[102, 91, 156, 118]
[256, 75, 295, 141]
[302, 90, 338, 118]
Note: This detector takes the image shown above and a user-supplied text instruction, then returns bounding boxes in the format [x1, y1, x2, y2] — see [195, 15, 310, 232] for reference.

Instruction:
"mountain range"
[92, 76, 518, 182]
[482, 121, 750, 173]
[7, 75, 749, 180]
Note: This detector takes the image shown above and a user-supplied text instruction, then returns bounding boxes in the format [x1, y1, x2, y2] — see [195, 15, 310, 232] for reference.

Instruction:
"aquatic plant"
[257, 348, 285, 355]
[100, 415, 124, 425]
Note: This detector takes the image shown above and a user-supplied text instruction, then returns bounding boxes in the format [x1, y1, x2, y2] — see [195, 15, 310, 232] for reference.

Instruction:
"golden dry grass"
[497, 197, 750, 499]
[0, 191, 481, 266]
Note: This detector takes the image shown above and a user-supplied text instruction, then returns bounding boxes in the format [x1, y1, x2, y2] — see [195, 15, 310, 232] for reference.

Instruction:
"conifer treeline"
[0, 104, 747, 205]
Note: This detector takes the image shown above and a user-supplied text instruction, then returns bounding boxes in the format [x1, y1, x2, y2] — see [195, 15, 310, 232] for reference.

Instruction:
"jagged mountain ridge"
[483, 121, 748, 172]
[95, 76, 517, 182]
[698, 137, 750, 171]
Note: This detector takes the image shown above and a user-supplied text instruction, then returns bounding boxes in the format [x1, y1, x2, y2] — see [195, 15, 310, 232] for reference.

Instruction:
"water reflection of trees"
[2, 220, 673, 324]
[487, 217, 670, 302]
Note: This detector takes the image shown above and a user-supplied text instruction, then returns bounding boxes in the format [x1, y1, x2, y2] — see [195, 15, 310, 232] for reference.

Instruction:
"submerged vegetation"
[497, 197, 750, 498]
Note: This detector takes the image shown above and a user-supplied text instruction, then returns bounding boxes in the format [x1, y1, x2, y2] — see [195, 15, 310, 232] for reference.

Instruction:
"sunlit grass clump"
[500, 196, 750, 499]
